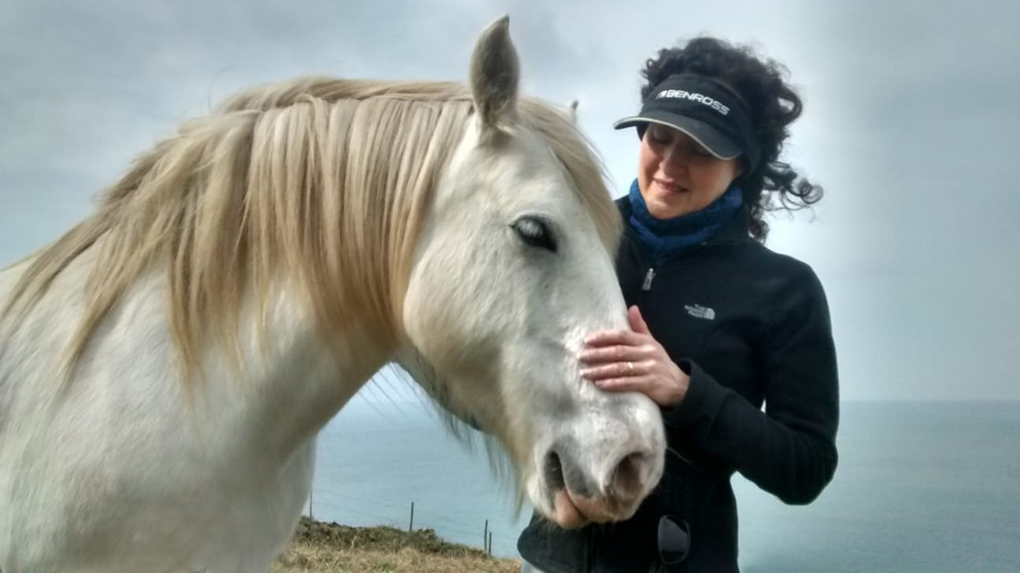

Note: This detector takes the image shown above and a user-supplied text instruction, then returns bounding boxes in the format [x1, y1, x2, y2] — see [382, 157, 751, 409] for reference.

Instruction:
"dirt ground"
[271, 517, 521, 573]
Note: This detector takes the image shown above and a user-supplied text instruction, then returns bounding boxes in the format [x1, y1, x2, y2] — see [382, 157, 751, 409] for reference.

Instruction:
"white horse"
[0, 17, 665, 572]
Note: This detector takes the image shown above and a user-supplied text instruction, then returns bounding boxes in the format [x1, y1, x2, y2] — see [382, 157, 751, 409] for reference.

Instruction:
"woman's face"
[638, 123, 741, 220]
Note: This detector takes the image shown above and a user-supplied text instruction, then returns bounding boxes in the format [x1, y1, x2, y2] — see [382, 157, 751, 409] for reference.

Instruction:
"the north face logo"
[684, 304, 716, 320]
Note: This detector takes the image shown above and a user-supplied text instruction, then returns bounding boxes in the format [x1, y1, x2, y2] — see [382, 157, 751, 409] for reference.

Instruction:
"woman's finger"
[584, 328, 645, 347]
[594, 376, 651, 393]
[628, 306, 651, 335]
[580, 360, 645, 381]
[578, 345, 651, 365]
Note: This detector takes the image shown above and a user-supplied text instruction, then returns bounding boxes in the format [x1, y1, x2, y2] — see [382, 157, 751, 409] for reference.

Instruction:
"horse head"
[401, 16, 665, 528]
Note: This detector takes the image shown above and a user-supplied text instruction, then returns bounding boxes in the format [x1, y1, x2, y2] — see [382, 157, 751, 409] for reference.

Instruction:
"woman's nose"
[661, 143, 687, 173]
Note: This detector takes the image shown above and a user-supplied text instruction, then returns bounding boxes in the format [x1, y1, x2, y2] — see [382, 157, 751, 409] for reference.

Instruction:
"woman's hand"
[579, 306, 690, 407]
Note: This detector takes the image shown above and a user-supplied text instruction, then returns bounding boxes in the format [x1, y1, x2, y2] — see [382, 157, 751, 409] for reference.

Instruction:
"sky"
[1, 0, 1017, 402]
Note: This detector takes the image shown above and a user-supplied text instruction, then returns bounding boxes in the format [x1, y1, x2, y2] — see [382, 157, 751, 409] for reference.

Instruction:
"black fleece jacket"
[517, 198, 840, 572]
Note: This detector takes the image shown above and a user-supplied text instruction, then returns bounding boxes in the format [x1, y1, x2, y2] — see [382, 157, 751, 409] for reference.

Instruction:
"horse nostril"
[545, 442, 599, 500]
[610, 450, 648, 501]
[544, 450, 565, 491]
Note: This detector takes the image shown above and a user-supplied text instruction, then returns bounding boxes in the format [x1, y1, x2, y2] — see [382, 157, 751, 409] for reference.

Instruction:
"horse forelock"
[516, 99, 621, 253]
[0, 76, 619, 388]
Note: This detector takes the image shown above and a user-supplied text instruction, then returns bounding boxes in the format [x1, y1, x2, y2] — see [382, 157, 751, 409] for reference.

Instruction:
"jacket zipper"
[634, 237, 746, 294]
[641, 268, 656, 291]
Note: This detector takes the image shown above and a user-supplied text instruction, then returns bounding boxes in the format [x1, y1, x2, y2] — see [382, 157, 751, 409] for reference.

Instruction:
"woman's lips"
[653, 179, 687, 195]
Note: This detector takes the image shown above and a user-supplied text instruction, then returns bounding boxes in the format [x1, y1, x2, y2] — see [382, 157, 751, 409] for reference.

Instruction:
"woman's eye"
[511, 216, 557, 253]
[648, 126, 672, 144]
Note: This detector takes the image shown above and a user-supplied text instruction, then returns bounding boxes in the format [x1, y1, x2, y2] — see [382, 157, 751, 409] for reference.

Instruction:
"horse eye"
[511, 216, 557, 253]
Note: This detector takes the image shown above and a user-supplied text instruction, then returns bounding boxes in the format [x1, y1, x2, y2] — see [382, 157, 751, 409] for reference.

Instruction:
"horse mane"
[1, 76, 620, 384]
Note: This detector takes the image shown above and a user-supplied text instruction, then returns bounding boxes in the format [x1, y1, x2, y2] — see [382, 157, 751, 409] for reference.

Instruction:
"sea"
[306, 397, 1020, 572]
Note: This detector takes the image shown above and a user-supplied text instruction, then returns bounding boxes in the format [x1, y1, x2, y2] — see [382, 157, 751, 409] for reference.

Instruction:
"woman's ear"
[734, 159, 748, 180]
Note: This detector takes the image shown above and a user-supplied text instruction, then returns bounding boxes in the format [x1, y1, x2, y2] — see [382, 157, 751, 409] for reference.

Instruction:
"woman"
[517, 37, 840, 572]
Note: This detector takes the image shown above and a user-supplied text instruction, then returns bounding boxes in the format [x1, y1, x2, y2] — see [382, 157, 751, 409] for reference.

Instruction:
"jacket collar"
[615, 195, 752, 247]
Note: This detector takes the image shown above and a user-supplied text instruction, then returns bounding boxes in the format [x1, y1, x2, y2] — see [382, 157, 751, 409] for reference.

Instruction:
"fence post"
[483, 519, 488, 551]
[409, 502, 415, 532]
[309, 489, 314, 521]
[488, 531, 493, 556]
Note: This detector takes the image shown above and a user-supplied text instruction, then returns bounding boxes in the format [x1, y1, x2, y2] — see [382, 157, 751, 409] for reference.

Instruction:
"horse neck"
[194, 283, 394, 461]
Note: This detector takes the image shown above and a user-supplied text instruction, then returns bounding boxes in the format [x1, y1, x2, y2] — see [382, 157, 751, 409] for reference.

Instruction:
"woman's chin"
[647, 198, 693, 220]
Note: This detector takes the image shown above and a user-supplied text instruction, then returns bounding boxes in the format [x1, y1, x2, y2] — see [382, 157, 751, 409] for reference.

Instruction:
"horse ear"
[568, 99, 580, 124]
[469, 15, 519, 135]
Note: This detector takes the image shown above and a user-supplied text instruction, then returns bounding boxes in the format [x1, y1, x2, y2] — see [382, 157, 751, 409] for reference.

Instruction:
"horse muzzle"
[542, 440, 663, 528]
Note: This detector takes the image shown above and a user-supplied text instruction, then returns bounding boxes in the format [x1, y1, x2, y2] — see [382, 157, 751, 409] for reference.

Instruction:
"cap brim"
[613, 112, 743, 160]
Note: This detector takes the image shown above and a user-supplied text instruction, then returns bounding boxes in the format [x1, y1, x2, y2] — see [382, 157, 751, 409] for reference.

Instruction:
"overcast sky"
[1, 0, 1017, 401]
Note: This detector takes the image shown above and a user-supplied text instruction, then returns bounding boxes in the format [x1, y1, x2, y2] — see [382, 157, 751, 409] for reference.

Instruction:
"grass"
[271, 517, 521, 573]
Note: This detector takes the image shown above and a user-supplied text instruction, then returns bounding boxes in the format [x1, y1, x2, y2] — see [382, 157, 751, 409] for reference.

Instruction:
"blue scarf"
[627, 178, 743, 264]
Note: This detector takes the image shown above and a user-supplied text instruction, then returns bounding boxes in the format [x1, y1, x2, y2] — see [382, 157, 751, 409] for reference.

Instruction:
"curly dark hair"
[640, 37, 822, 241]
